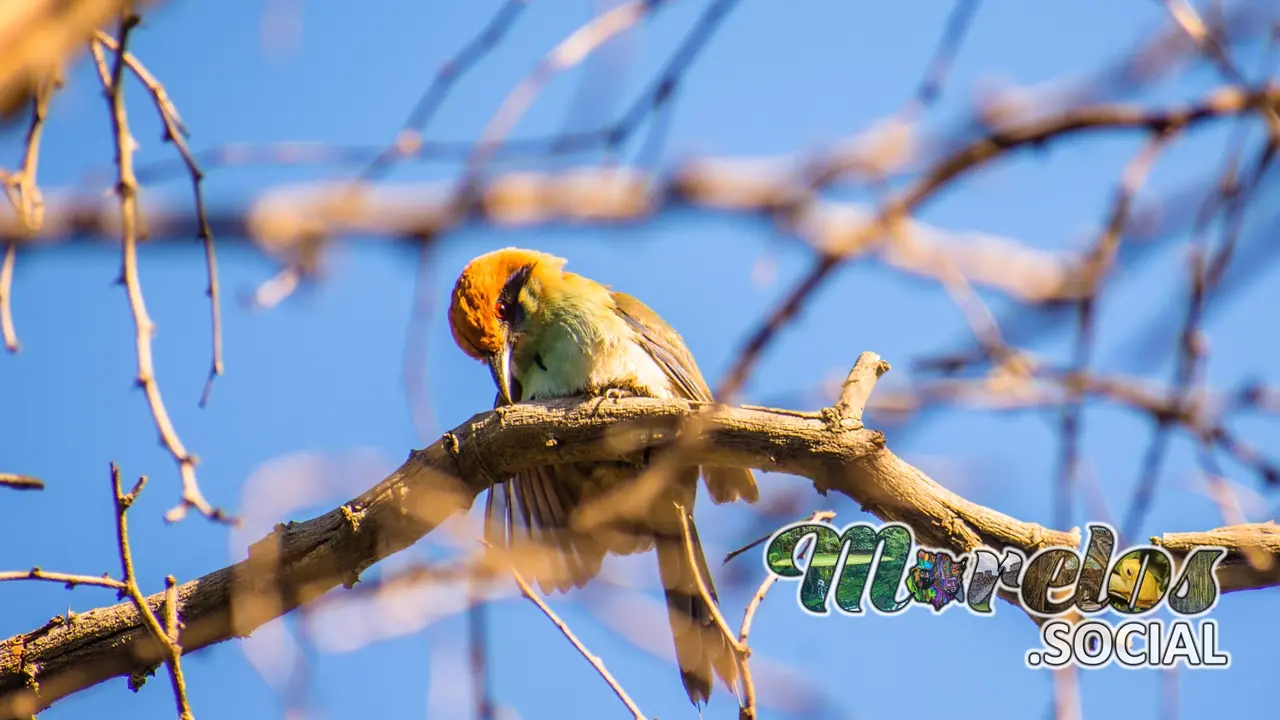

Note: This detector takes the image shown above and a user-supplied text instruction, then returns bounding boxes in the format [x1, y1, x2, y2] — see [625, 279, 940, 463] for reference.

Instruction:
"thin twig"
[360, 0, 531, 183]
[1123, 133, 1277, 540]
[0, 472, 44, 491]
[403, 239, 440, 443]
[0, 568, 124, 590]
[94, 24, 230, 524]
[128, 0, 738, 187]
[722, 534, 771, 566]
[1155, 0, 1280, 144]
[461, 0, 659, 193]
[0, 240, 16, 353]
[1, 68, 58, 353]
[906, 0, 981, 114]
[480, 540, 646, 720]
[1055, 130, 1174, 530]
[714, 83, 1279, 402]
[111, 462, 194, 720]
[674, 505, 749, 656]
[620, 0, 741, 166]
[737, 510, 834, 720]
[91, 31, 224, 409]
[1196, 442, 1275, 572]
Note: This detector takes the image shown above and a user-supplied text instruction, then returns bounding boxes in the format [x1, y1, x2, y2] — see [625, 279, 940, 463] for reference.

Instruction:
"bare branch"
[482, 540, 646, 720]
[2, 356, 1273, 716]
[0, 242, 14, 352]
[91, 29, 224, 408]
[96, 32, 225, 408]
[674, 505, 749, 656]
[1056, 130, 1176, 529]
[1, 64, 60, 353]
[1152, 521, 1280, 592]
[360, 0, 530, 183]
[110, 462, 194, 720]
[461, 0, 657, 191]
[713, 82, 1280, 402]
[0, 473, 43, 491]
[0, 0, 151, 121]
[832, 351, 892, 427]
[737, 510, 834, 720]
[93, 26, 230, 525]
[0, 568, 123, 590]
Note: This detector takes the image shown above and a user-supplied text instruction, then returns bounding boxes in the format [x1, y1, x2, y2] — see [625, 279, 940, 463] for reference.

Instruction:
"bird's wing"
[610, 291, 759, 505]
[610, 291, 714, 403]
[484, 377, 650, 594]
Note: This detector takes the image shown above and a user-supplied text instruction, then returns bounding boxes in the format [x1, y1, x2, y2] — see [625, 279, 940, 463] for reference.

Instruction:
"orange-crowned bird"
[448, 247, 759, 706]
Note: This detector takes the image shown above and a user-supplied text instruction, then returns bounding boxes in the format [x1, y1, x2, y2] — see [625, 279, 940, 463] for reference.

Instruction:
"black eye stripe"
[497, 264, 533, 311]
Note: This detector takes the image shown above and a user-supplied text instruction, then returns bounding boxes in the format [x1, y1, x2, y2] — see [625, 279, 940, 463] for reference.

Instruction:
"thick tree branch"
[1, 354, 1275, 718]
[1152, 522, 1280, 592]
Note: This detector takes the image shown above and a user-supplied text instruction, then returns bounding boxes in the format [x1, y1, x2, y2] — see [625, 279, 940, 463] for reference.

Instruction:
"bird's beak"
[488, 339, 515, 406]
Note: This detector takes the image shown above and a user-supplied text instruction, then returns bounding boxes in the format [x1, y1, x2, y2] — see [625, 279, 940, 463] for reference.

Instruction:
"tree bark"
[2, 355, 1276, 718]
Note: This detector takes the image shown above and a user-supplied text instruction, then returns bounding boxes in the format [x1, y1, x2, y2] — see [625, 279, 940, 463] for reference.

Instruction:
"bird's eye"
[494, 301, 507, 320]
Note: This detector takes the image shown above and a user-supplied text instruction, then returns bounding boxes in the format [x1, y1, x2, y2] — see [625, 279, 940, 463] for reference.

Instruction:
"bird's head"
[448, 247, 567, 405]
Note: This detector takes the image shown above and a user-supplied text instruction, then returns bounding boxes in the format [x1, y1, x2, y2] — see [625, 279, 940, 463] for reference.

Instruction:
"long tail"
[654, 505, 741, 707]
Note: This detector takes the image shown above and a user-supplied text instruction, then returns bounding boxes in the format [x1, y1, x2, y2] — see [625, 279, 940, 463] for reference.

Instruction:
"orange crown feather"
[448, 247, 566, 359]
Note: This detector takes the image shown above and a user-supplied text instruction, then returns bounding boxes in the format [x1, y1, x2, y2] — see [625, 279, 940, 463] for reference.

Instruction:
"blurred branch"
[1, 64, 61, 353]
[1056, 130, 1177, 529]
[869, 368, 1280, 490]
[0, 0, 154, 121]
[2, 353, 1275, 717]
[360, 0, 529, 183]
[906, 0, 980, 114]
[1123, 131, 1278, 541]
[123, 0, 1276, 185]
[459, 0, 659, 192]
[8, 86, 1270, 241]
[713, 82, 1280, 400]
[0, 473, 43, 491]
[0, 173, 1081, 308]
[5, 84, 1275, 342]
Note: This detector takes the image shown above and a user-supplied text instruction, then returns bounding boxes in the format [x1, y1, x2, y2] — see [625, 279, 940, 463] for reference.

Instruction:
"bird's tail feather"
[703, 465, 760, 505]
[484, 466, 654, 595]
[655, 504, 741, 707]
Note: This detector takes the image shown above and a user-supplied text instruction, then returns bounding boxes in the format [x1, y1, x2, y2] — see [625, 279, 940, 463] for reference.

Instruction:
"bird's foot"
[590, 386, 631, 415]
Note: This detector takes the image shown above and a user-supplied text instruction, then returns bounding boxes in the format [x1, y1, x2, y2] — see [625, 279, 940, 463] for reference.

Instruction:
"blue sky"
[3, 1, 1278, 719]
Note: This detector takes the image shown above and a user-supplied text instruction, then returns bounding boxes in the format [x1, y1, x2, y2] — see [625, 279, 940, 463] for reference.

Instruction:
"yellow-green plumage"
[453, 249, 757, 707]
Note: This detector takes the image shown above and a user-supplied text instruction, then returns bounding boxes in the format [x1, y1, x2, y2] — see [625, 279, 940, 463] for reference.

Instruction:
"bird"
[447, 246, 760, 706]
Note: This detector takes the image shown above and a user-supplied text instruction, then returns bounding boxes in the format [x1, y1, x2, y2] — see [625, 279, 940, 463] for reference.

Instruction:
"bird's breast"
[517, 330, 673, 401]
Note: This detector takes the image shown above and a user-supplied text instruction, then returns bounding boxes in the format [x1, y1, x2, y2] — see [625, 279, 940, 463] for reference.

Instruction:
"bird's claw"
[590, 387, 629, 416]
